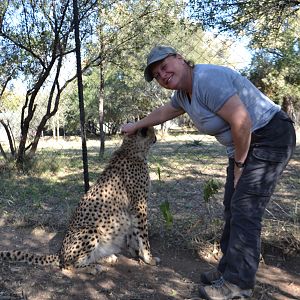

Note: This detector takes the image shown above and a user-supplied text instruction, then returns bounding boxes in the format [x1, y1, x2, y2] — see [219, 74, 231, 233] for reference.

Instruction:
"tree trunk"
[16, 93, 35, 166]
[30, 114, 54, 155]
[56, 117, 60, 140]
[0, 143, 7, 160]
[0, 120, 16, 157]
[73, 0, 90, 192]
[52, 118, 56, 139]
[99, 60, 105, 158]
[29, 59, 63, 157]
[98, 3, 105, 159]
[282, 95, 296, 121]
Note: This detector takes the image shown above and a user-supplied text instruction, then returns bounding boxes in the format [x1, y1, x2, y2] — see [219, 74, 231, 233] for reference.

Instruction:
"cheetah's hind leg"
[61, 228, 120, 274]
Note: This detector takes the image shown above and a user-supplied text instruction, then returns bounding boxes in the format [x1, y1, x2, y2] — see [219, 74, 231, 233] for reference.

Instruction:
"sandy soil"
[0, 225, 299, 300]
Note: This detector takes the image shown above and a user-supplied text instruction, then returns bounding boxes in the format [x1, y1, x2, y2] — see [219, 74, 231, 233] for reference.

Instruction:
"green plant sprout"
[160, 200, 173, 229]
[157, 165, 161, 181]
[203, 178, 222, 202]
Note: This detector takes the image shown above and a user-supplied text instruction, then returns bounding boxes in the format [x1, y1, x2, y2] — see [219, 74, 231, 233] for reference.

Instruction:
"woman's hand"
[120, 122, 138, 135]
[217, 95, 251, 164]
[234, 166, 244, 188]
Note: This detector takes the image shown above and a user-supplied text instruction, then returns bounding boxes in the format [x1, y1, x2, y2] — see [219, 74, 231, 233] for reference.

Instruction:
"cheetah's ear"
[140, 127, 148, 137]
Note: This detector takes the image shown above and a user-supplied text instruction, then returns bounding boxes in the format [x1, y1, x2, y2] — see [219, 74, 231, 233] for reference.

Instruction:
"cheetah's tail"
[0, 250, 60, 267]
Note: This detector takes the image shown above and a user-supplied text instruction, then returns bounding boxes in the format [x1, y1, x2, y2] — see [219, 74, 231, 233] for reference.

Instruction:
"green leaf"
[160, 200, 173, 228]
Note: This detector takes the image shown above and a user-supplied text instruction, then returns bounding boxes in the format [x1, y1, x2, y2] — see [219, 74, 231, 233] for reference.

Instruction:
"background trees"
[0, 0, 299, 167]
[0, 0, 98, 167]
[189, 0, 300, 41]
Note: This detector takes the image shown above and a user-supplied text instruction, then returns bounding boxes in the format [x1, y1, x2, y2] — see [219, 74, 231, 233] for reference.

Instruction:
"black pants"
[218, 110, 296, 289]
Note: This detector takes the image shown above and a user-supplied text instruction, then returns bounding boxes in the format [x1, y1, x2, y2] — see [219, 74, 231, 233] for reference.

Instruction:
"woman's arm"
[121, 102, 185, 135]
[217, 94, 252, 186]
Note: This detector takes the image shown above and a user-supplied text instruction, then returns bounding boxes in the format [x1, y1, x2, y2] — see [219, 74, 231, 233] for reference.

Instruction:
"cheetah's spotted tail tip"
[0, 250, 60, 267]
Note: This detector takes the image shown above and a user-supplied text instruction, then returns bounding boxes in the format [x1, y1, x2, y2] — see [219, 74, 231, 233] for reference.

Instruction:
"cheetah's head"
[121, 127, 156, 157]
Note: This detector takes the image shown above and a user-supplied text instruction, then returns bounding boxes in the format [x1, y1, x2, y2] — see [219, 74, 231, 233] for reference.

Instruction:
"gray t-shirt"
[171, 64, 281, 157]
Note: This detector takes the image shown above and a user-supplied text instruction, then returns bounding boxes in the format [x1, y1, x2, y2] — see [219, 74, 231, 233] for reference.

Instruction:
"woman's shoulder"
[193, 64, 239, 84]
[194, 64, 237, 74]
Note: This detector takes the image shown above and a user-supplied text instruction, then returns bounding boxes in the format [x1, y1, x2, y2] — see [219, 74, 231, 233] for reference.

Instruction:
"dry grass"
[0, 129, 299, 300]
[0, 129, 299, 259]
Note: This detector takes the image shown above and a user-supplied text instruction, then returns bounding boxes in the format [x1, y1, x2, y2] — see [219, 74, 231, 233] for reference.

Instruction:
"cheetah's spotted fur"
[0, 127, 158, 270]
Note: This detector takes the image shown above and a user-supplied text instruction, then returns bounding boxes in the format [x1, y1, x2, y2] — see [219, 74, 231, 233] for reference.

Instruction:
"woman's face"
[151, 54, 188, 90]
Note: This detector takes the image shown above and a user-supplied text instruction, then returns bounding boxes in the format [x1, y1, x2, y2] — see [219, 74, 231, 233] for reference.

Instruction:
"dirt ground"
[0, 224, 299, 300]
[0, 132, 299, 299]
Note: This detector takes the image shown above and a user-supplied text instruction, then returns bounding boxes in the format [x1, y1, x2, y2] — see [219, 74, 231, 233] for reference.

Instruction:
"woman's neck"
[185, 66, 193, 98]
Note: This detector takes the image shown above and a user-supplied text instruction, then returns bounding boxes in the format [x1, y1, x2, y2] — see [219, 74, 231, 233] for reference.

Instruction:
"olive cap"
[144, 45, 177, 82]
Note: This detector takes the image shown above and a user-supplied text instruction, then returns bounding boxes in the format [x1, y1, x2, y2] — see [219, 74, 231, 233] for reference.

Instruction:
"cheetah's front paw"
[150, 256, 161, 265]
[141, 255, 160, 266]
[87, 264, 104, 275]
[103, 254, 118, 264]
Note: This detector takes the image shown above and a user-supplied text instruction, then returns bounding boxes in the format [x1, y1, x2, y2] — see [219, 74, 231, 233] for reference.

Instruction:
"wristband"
[234, 160, 245, 168]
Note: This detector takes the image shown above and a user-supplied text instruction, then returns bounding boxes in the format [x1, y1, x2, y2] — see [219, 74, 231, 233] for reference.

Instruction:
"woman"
[121, 45, 296, 300]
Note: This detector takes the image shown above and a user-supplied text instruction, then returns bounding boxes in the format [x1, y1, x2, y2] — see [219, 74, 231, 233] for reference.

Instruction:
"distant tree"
[0, 2, 20, 99]
[189, 0, 300, 44]
[0, 89, 22, 158]
[0, 2, 20, 159]
[0, 0, 97, 168]
[244, 14, 300, 120]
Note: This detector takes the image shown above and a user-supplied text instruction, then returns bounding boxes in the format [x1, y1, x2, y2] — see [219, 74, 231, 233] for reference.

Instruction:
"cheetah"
[0, 127, 159, 272]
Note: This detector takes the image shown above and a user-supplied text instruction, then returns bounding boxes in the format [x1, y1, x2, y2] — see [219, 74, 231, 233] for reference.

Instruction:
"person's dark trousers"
[217, 110, 296, 290]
